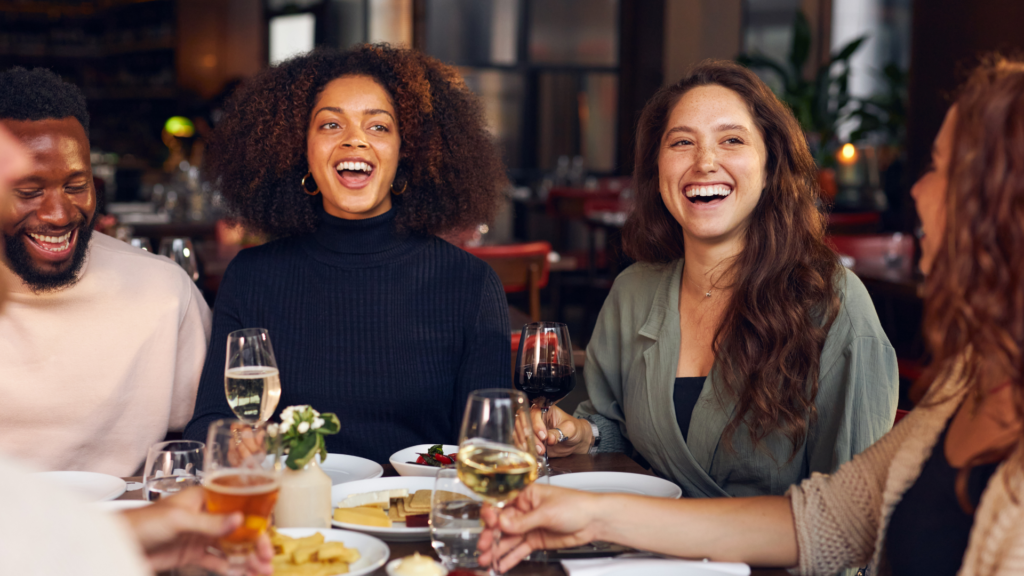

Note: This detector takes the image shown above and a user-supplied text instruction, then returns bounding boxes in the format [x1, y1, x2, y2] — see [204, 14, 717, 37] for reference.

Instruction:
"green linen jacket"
[575, 260, 899, 498]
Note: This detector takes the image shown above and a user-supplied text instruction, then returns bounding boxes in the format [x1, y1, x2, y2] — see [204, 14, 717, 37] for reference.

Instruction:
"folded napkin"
[562, 557, 751, 576]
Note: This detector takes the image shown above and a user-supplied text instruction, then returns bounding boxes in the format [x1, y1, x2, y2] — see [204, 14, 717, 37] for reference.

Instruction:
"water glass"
[142, 440, 204, 502]
[431, 468, 483, 570]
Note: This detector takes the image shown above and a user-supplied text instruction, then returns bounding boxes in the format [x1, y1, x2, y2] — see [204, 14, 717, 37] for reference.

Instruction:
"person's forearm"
[593, 494, 799, 567]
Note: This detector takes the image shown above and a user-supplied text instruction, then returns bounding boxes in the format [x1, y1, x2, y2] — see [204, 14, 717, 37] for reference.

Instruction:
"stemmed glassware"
[203, 419, 283, 576]
[457, 389, 542, 575]
[513, 322, 576, 472]
[159, 237, 199, 281]
[142, 440, 204, 502]
[224, 328, 282, 424]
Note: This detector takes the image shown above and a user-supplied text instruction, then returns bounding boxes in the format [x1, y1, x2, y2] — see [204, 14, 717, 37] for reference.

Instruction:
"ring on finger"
[552, 427, 567, 443]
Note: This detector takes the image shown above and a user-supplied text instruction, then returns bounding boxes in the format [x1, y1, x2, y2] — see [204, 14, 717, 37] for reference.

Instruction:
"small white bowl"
[385, 556, 448, 576]
[389, 444, 460, 477]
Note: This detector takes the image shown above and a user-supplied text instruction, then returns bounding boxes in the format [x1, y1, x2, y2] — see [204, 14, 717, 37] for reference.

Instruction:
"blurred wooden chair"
[465, 241, 552, 323]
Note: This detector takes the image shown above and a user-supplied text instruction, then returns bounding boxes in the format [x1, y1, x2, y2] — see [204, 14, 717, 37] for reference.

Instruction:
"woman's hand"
[479, 483, 605, 572]
[530, 405, 594, 457]
[122, 487, 274, 575]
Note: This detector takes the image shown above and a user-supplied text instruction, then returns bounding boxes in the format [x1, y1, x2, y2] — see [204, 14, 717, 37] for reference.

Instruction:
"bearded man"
[0, 67, 211, 475]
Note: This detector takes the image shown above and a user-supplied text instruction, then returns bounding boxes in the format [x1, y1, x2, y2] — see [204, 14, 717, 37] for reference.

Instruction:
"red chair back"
[464, 242, 552, 322]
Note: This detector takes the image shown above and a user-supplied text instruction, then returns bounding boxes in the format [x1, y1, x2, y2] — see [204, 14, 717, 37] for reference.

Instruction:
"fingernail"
[536, 444, 544, 454]
[539, 429, 546, 440]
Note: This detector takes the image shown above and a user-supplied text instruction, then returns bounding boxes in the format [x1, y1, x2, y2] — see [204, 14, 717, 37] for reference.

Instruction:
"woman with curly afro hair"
[184, 45, 512, 463]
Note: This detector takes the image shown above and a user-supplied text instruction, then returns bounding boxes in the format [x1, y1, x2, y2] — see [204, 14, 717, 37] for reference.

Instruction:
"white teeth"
[29, 231, 71, 244]
[335, 161, 373, 173]
[28, 231, 72, 252]
[684, 184, 732, 198]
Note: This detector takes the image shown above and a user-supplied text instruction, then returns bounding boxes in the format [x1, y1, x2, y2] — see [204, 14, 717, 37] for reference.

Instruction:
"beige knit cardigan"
[787, 370, 1024, 576]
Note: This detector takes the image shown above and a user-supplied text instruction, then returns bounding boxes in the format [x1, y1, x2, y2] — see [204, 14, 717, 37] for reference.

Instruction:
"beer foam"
[204, 470, 280, 495]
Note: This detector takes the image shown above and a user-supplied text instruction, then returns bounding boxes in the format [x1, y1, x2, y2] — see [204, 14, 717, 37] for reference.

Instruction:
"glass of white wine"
[457, 388, 541, 575]
[224, 328, 282, 424]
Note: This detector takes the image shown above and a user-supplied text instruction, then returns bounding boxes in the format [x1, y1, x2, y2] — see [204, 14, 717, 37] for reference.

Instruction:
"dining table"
[119, 452, 790, 576]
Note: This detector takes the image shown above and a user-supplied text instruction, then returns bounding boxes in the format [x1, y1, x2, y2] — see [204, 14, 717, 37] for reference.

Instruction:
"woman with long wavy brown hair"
[483, 56, 1024, 576]
[533, 60, 898, 498]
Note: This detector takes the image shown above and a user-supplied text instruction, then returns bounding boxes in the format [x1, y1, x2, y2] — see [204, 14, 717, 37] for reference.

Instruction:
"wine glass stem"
[541, 406, 552, 473]
[490, 505, 505, 576]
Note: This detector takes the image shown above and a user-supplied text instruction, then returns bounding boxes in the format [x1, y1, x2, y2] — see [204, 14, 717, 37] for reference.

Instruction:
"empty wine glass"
[457, 389, 541, 575]
[142, 440, 204, 502]
[159, 237, 199, 281]
[129, 237, 153, 252]
[225, 328, 281, 424]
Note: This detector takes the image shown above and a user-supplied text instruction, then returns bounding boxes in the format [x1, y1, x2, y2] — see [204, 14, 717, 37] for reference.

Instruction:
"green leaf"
[831, 36, 867, 63]
[428, 444, 443, 455]
[319, 413, 340, 435]
[789, 10, 811, 73]
[285, 432, 319, 470]
[317, 434, 328, 463]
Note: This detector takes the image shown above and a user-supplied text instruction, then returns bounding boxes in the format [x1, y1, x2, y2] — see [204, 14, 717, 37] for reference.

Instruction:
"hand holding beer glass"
[204, 419, 282, 575]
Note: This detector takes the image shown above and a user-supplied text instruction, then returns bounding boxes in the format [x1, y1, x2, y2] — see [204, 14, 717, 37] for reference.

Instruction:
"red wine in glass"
[515, 362, 576, 408]
[514, 322, 575, 474]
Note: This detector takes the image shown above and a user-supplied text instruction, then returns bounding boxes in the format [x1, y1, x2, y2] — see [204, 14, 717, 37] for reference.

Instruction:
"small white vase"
[274, 455, 333, 528]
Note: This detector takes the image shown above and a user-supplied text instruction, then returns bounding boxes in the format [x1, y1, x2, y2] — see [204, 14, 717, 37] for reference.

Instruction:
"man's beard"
[3, 223, 94, 293]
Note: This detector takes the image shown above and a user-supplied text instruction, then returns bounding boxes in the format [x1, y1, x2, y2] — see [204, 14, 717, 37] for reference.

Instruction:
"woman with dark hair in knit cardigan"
[483, 56, 1024, 576]
[184, 45, 511, 463]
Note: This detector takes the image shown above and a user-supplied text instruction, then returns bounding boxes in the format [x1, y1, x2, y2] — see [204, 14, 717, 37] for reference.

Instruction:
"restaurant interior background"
[2, 0, 1022, 411]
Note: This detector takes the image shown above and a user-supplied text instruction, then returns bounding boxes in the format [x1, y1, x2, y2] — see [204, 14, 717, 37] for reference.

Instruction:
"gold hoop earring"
[391, 180, 408, 196]
[301, 172, 319, 195]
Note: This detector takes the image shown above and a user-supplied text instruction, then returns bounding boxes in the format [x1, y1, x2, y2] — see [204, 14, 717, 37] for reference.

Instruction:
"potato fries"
[270, 529, 361, 576]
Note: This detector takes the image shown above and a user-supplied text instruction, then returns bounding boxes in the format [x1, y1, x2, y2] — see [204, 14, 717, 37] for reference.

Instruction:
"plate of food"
[331, 477, 440, 541]
[32, 471, 127, 502]
[389, 444, 459, 477]
[550, 472, 682, 498]
[272, 527, 390, 576]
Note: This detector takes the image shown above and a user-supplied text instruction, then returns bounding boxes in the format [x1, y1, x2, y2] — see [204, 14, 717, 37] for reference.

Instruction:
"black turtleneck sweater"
[184, 208, 511, 463]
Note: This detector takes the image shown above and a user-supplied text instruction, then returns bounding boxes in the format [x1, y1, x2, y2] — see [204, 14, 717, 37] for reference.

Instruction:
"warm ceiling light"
[839, 143, 857, 162]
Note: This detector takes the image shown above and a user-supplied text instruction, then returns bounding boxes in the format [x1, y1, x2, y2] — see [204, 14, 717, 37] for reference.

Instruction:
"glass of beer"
[225, 328, 282, 424]
[203, 419, 282, 574]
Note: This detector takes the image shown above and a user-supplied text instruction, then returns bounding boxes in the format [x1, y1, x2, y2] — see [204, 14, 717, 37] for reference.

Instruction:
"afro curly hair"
[0, 67, 90, 134]
[206, 44, 508, 238]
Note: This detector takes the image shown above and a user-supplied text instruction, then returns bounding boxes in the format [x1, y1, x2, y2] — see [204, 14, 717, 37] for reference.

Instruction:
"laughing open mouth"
[685, 184, 732, 203]
[335, 160, 375, 187]
[26, 229, 75, 253]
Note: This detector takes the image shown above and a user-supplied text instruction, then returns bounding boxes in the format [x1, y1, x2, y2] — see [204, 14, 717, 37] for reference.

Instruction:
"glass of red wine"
[513, 322, 575, 474]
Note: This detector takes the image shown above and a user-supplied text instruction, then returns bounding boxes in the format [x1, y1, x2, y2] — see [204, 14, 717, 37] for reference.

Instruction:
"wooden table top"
[121, 453, 789, 575]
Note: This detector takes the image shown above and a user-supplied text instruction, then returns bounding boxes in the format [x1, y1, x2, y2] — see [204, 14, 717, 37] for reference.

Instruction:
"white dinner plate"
[388, 444, 459, 477]
[267, 453, 384, 486]
[550, 472, 682, 498]
[94, 499, 152, 512]
[32, 471, 127, 502]
[331, 476, 436, 541]
[320, 454, 385, 485]
[275, 528, 390, 576]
